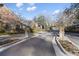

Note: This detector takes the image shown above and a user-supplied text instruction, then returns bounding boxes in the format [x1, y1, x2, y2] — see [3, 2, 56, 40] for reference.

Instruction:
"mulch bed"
[59, 40, 79, 56]
[0, 39, 19, 47]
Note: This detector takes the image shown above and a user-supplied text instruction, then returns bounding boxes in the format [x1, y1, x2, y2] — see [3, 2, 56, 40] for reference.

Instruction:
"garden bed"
[59, 40, 79, 56]
[0, 39, 19, 47]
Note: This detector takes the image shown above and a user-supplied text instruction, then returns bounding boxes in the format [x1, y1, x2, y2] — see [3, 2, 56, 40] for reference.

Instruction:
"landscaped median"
[0, 39, 20, 48]
[0, 38, 22, 52]
[0, 34, 27, 48]
[55, 36, 79, 56]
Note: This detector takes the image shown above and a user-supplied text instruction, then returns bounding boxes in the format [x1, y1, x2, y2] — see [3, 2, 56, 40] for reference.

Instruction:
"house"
[31, 21, 45, 30]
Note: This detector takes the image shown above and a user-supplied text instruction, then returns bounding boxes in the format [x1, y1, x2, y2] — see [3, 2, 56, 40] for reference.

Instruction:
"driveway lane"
[0, 36, 56, 56]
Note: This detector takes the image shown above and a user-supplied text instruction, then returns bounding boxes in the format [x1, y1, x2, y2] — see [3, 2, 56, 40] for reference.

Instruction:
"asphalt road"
[0, 35, 56, 56]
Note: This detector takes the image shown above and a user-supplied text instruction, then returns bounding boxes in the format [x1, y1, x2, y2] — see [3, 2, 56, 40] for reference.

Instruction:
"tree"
[4, 23, 10, 31]
[33, 15, 50, 30]
[0, 21, 5, 33]
[56, 4, 78, 40]
[70, 3, 79, 24]
[0, 4, 4, 7]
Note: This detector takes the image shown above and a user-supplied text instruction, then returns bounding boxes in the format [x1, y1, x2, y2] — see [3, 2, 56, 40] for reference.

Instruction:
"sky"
[4, 3, 71, 21]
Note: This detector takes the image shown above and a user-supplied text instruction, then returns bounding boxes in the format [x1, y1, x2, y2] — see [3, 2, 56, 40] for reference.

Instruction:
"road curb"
[55, 37, 74, 56]
[0, 35, 10, 38]
[52, 37, 66, 56]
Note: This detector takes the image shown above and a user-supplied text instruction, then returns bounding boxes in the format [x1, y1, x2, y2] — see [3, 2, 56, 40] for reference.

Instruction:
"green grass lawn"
[32, 29, 46, 33]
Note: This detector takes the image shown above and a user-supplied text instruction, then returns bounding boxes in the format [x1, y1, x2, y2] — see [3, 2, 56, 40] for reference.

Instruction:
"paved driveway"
[0, 36, 56, 56]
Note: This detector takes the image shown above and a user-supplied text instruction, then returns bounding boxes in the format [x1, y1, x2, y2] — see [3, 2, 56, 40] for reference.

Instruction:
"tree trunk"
[59, 26, 65, 40]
